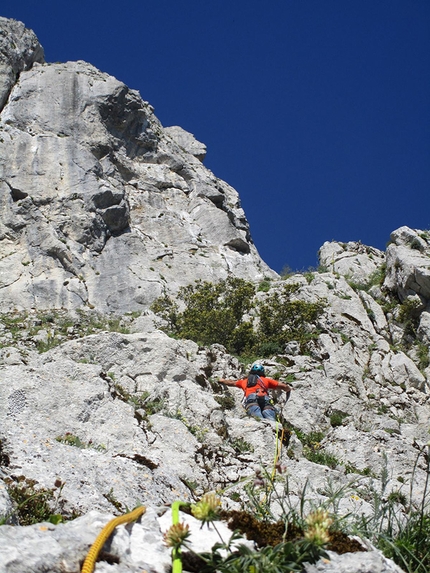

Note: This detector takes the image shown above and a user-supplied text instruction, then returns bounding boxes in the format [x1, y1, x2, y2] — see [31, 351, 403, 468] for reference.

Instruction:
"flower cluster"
[163, 522, 191, 550]
[304, 508, 333, 546]
[191, 493, 221, 524]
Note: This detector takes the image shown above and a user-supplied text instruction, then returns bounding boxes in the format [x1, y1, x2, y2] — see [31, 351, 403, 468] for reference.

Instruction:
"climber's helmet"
[250, 363, 265, 376]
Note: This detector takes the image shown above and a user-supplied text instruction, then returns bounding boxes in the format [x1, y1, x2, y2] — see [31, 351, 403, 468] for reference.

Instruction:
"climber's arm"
[277, 382, 293, 392]
[219, 379, 237, 387]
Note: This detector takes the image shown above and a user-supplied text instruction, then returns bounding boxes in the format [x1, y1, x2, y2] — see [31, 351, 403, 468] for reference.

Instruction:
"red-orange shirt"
[235, 377, 279, 398]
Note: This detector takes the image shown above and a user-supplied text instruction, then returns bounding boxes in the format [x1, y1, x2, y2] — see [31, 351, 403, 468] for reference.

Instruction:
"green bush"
[152, 277, 256, 354]
[257, 284, 326, 354]
[416, 341, 430, 371]
[151, 279, 326, 358]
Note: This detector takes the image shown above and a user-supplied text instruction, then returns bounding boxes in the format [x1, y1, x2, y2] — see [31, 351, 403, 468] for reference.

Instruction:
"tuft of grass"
[0, 309, 130, 353]
[214, 394, 236, 410]
[55, 433, 105, 452]
[230, 437, 254, 454]
[329, 410, 349, 428]
[2, 477, 79, 526]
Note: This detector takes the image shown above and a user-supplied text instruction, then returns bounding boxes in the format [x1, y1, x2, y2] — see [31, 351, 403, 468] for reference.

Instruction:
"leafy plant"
[329, 410, 349, 427]
[258, 278, 272, 292]
[416, 341, 430, 371]
[55, 433, 105, 452]
[230, 437, 254, 454]
[151, 279, 326, 358]
[214, 394, 236, 410]
[256, 284, 325, 355]
[349, 447, 430, 573]
[151, 277, 256, 354]
[2, 477, 77, 526]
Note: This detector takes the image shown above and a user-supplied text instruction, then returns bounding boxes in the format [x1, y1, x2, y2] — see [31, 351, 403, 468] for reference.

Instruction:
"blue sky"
[2, 1, 430, 273]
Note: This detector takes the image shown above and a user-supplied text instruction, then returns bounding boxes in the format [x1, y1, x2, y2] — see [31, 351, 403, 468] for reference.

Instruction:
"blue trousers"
[244, 393, 276, 420]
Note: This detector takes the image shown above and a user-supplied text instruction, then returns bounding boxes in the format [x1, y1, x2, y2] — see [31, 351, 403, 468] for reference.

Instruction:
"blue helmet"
[250, 363, 265, 375]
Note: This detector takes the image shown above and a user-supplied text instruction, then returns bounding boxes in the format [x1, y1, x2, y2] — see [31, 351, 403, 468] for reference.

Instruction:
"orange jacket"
[235, 376, 280, 398]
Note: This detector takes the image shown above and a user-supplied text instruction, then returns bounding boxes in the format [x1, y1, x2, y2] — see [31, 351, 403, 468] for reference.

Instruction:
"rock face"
[0, 18, 273, 315]
[0, 17, 44, 111]
[1, 18, 430, 573]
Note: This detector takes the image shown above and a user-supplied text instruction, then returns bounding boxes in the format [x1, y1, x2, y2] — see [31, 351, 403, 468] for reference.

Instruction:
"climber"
[219, 363, 292, 421]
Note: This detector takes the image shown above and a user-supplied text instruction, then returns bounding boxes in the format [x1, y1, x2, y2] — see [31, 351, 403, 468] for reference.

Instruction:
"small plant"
[303, 271, 315, 284]
[349, 446, 430, 573]
[214, 394, 236, 410]
[329, 410, 349, 427]
[344, 463, 374, 476]
[144, 397, 165, 415]
[377, 404, 389, 415]
[2, 477, 74, 526]
[258, 278, 272, 292]
[55, 433, 105, 452]
[230, 437, 254, 454]
[398, 298, 422, 322]
[415, 341, 430, 371]
[103, 488, 125, 512]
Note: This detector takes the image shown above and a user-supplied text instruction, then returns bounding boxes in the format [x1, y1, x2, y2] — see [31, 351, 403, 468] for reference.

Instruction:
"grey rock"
[2, 17, 430, 573]
[304, 548, 405, 573]
[0, 20, 274, 314]
[0, 508, 173, 573]
[384, 226, 430, 302]
[164, 125, 207, 161]
[318, 240, 385, 285]
[0, 17, 44, 111]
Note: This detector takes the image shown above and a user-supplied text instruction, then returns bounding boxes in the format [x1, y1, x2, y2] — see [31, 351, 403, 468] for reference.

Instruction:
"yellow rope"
[261, 421, 286, 505]
[81, 505, 146, 573]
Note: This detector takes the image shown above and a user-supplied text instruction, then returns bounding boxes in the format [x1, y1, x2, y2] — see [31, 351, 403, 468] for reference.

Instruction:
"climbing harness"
[81, 505, 146, 573]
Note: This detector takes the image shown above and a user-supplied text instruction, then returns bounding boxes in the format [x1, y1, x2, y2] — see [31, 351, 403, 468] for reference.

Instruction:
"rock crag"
[0, 17, 273, 315]
[0, 18, 429, 573]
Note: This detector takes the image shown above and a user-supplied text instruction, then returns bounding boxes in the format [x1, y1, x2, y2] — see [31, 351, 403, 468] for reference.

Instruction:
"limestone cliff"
[0, 18, 273, 315]
[0, 17, 429, 573]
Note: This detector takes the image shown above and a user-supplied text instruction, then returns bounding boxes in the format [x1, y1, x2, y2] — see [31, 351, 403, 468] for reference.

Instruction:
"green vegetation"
[0, 309, 131, 353]
[164, 482, 330, 573]
[214, 393, 236, 410]
[352, 448, 430, 573]
[346, 264, 387, 293]
[103, 487, 125, 513]
[2, 477, 78, 526]
[151, 278, 326, 358]
[229, 437, 254, 454]
[113, 385, 164, 416]
[398, 297, 422, 323]
[55, 433, 106, 452]
[329, 410, 349, 427]
[257, 278, 272, 292]
[288, 428, 340, 469]
[256, 284, 325, 355]
[152, 277, 256, 354]
[344, 463, 374, 477]
[163, 445, 430, 573]
[416, 341, 430, 371]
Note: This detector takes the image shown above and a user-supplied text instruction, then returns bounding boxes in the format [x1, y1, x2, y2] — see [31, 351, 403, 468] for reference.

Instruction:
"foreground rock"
[0, 507, 404, 573]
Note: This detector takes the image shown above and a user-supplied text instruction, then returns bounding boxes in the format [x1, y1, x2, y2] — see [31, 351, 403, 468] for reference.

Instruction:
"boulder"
[384, 226, 430, 302]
